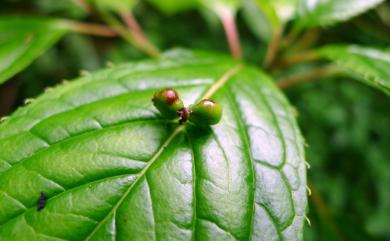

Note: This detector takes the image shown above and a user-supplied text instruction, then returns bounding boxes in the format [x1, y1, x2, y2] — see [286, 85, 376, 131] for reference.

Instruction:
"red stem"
[217, 7, 242, 59]
[119, 11, 147, 42]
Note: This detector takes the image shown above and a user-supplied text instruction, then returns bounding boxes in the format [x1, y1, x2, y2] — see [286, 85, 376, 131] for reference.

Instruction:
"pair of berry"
[152, 88, 222, 127]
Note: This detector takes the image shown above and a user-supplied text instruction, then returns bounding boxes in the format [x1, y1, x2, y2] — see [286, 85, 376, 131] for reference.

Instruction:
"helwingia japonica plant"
[0, 0, 389, 240]
[0, 51, 307, 240]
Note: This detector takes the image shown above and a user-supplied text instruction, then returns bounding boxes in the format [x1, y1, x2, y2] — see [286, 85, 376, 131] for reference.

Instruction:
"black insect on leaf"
[37, 192, 47, 211]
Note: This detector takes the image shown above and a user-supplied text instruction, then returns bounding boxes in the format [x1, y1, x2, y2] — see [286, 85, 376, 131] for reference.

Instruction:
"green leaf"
[318, 45, 390, 95]
[200, 0, 241, 13]
[296, 0, 385, 28]
[0, 17, 68, 85]
[146, 0, 199, 15]
[242, 0, 297, 42]
[242, 0, 273, 42]
[264, 0, 298, 23]
[0, 50, 307, 240]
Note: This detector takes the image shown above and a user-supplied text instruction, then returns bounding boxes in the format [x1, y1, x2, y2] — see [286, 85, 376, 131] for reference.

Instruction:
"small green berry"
[189, 99, 222, 126]
[152, 88, 184, 118]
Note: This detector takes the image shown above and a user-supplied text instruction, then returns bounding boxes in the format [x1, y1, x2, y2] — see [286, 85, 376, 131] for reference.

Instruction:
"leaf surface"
[296, 0, 385, 27]
[0, 17, 68, 85]
[0, 50, 307, 241]
[318, 45, 390, 95]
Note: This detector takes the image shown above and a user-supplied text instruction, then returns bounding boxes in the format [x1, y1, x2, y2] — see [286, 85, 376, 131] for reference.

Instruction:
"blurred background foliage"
[0, 0, 389, 240]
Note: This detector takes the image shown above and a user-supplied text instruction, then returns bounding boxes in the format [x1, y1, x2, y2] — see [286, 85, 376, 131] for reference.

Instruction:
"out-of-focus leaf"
[265, 0, 298, 23]
[0, 50, 307, 240]
[88, 0, 138, 12]
[296, 0, 385, 28]
[242, 0, 272, 42]
[34, 0, 88, 19]
[199, 0, 241, 14]
[0, 17, 68, 85]
[242, 0, 297, 42]
[146, 0, 199, 15]
[317, 45, 390, 95]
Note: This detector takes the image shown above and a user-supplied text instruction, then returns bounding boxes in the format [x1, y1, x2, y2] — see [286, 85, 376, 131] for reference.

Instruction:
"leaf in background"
[318, 45, 390, 95]
[146, 0, 199, 15]
[242, 0, 297, 42]
[266, 0, 298, 23]
[199, 0, 241, 13]
[88, 0, 138, 12]
[0, 50, 307, 240]
[0, 17, 68, 85]
[242, 0, 273, 42]
[296, 0, 385, 28]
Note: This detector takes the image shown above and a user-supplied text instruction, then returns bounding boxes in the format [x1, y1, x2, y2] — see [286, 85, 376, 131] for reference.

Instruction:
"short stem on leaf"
[64, 20, 117, 37]
[216, 6, 242, 60]
[100, 11, 160, 57]
[277, 65, 341, 89]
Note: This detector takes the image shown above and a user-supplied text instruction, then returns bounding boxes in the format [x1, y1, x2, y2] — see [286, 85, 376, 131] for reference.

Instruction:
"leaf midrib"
[83, 64, 243, 240]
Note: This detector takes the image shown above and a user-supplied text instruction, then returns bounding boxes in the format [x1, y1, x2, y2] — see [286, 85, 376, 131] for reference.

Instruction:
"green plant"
[0, 0, 389, 240]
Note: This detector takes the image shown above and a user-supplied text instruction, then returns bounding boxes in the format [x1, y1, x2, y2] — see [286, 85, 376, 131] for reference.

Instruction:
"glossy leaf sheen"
[319, 45, 390, 95]
[296, 0, 385, 27]
[0, 17, 67, 85]
[0, 50, 307, 241]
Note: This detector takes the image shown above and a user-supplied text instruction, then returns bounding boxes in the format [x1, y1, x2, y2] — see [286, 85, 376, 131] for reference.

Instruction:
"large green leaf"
[318, 45, 390, 95]
[0, 17, 68, 85]
[0, 50, 307, 240]
[296, 0, 385, 28]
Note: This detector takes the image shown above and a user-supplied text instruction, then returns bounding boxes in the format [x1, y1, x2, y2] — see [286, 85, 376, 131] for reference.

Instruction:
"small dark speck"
[37, 192, 47, 211]
[123, 216, 128, 222]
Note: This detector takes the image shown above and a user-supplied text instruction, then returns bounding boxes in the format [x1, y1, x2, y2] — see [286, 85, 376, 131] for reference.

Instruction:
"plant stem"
[216, 6, 242, 60]
[264, 27, 283, 68]
[282, 26, 301, 48]
[63, 20, 117, 37]
[276, 50, 320, 69]
[119, 11, 159, 57]
[100, 11, 160, 57]
[119, 11, 146, 40]
[277, 65, 341, 89]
